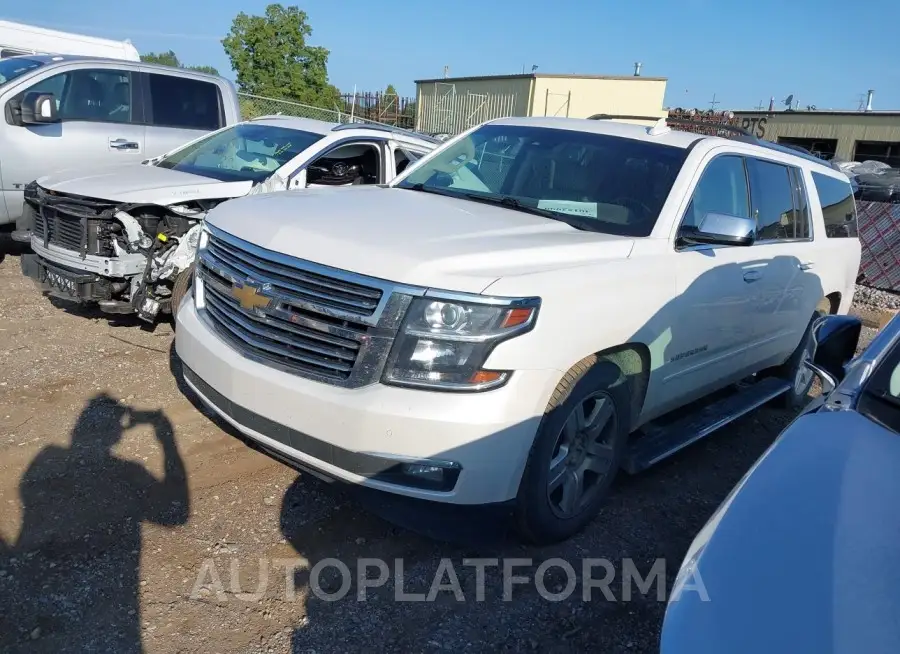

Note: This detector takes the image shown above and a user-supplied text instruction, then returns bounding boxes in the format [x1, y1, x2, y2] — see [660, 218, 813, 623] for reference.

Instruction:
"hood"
[661, 410, 900, 654]
[205, 186, 635, 293]
[37, 163, 254, 205]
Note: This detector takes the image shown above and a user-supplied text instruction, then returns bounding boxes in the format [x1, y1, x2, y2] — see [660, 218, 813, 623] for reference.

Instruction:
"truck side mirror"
[21, 91, 59, 125]
[680, 212, 756, 247]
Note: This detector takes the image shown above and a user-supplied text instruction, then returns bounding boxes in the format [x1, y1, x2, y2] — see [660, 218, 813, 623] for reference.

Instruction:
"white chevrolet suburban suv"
[175, 115, 861, 543]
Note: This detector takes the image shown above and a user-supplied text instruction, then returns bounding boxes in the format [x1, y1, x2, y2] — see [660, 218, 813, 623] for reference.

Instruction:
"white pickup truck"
[175, 115, 861, 543]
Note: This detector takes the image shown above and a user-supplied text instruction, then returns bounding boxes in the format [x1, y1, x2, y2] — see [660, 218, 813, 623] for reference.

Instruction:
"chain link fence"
[237, 93, 419, 132]
[238, 93, 389, 127]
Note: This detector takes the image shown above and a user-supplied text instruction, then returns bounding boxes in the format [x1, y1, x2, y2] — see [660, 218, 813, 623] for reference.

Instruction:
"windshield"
[156, 123, 325, 183]
[395, 124, 688, 236]
[0, 57, 45, 87]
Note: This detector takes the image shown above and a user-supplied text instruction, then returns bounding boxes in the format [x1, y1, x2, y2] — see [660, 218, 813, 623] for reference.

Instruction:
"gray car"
[0, 54, 241, 232]
[659, 312, 900, 654]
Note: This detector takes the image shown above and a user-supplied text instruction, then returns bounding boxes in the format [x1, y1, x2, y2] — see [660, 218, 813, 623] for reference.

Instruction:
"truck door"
[140, 71, 225, 157]
[0, 65, 145, 225]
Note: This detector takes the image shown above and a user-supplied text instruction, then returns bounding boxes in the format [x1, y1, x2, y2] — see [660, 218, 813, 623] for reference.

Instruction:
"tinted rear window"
[812, 172, 858, 238]
[147, 73, 222, 130]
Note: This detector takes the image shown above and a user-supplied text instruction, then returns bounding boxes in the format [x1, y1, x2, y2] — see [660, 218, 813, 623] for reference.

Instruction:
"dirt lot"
[0, 244, 879, 654]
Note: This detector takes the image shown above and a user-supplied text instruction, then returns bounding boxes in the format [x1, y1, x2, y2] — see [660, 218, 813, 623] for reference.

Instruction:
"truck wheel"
[772, 311, 824, 410]
[170, 264, 195, 324]
[515, 356, 630, 544]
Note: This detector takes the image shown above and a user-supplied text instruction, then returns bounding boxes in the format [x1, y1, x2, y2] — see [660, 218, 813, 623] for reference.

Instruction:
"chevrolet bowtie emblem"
[231, 282, 272, 311]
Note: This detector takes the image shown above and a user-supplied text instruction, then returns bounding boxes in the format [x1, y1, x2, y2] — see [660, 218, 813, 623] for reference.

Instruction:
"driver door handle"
[743, 270, 762, 283]
[109, 138, 139, 150]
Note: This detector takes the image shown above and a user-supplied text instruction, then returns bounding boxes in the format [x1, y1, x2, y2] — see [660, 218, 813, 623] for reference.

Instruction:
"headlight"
[382, 295, 540, 391]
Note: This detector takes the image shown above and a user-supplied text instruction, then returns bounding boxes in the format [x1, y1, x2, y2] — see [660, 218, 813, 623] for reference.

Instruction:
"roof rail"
[331, 122, 442, 144]
[589, 113, 832, 166]
[588, 113, 755, 139]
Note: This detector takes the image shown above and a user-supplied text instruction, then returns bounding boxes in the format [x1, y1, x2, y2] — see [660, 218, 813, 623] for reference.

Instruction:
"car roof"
[487, 115, 843, 175]
[245, 116, 339, 135]
[247, 115, 439, 144]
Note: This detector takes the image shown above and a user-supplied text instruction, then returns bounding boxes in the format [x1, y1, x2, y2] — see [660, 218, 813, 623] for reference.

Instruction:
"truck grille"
[32, 190, 114, 257]
[197, 228, 392, 386]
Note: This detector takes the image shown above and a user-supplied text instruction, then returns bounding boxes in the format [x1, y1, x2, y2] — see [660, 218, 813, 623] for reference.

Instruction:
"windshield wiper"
[460, 193, 597, 231]
[403, 184, 598, 232]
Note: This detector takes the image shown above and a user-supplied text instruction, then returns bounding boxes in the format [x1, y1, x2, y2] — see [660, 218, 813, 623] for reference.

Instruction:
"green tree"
[141, 50, 181, 67]
[385, 84, 398, 97]
[140, 50, 219, 76]
[187, 65, 220, 75]
[222, 3, 340, 108]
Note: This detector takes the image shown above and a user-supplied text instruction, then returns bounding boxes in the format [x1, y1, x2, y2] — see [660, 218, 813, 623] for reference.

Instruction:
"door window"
[682, 155, 750, 230]
[812, 172, 858, 238]
[747, 158, 809, 241]
[394, 146, 426, 175]
[17, 69, 135, 123]
[146, 73, 222, 130]
[305, 142, 382, 186]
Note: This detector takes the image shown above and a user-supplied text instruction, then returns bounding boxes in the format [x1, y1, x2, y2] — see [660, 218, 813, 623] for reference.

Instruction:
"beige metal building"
[732, 110, 900, 165]
[414, 73, 667, 135]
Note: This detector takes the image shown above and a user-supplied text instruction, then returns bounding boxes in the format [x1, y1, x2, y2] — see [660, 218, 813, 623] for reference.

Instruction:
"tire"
[771, 309, 825, 410]
[170, 264, 194, 323]
[514, 356, 631, 544]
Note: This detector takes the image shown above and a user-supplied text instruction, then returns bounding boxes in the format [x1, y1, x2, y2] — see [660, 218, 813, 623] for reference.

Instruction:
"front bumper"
[176, 297, 560, 505]
[30, 235, 146, 277]
[21, 253, 110, 301]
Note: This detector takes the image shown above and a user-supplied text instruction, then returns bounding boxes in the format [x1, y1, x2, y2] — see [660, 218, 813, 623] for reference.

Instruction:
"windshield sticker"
[537, 200, 598, 218]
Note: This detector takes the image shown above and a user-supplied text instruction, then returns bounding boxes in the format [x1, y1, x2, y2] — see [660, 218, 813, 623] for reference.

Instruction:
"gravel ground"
[0, 244, 883, 654]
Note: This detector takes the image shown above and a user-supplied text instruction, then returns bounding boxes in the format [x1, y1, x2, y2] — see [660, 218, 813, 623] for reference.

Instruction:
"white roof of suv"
[488, 115, 842, 177]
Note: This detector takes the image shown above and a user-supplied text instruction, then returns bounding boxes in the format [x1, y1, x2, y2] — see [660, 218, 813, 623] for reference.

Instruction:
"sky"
[5, 0, 899, 110]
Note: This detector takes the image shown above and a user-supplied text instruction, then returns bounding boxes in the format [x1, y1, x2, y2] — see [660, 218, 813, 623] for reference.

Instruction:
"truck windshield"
[394, 124, 688, 236]
[156, 123, 325, 183]
[0, 57, 45, 87]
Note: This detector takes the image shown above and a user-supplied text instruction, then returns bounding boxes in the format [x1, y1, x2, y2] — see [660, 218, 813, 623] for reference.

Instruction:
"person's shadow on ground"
[0, 393, 189, 653]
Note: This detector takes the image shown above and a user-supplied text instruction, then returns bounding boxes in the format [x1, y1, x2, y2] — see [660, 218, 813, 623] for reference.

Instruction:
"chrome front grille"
[197, 225, 414, 388]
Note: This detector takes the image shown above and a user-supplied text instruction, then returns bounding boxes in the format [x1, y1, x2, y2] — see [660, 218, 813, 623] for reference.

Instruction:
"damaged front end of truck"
[21, 182, 236, 322]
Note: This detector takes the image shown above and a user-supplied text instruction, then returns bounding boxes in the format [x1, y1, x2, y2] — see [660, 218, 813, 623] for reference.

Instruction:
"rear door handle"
[109, 138, 139, 150]
[799, 261, 815, 271]
[743, 270, 762, 283]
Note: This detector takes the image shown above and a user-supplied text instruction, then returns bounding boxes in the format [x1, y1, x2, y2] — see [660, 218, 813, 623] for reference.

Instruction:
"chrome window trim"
[674, 153, 817, 252]
[673, 153, 752, 253]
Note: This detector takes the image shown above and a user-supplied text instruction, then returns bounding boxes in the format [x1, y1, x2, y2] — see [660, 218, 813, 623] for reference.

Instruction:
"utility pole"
[754, 100, 765, 110]
[708, 93, 720, 111]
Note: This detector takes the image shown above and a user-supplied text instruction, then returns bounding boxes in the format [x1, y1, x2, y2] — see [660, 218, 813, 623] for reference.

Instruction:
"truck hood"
[37, 163, 254, 205]
[206, 185, 635, 293]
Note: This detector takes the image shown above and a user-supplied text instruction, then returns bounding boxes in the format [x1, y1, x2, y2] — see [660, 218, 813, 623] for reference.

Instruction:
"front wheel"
[514, 357, 630, 544]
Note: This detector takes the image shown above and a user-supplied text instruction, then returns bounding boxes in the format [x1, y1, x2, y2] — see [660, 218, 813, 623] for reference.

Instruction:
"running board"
[623, 377, 791, 474]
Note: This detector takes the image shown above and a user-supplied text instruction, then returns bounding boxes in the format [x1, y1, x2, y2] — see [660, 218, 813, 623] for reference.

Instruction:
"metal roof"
[414, 72, 667, 84]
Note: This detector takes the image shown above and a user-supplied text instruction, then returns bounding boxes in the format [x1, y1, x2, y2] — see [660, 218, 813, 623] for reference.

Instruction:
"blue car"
[660, 313, 900, 654]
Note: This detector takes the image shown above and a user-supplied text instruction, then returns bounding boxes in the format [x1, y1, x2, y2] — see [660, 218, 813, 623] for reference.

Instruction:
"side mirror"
[803, 314, 862, 393]
[20, 91, 59, 125]
[680, 212, 756, 247]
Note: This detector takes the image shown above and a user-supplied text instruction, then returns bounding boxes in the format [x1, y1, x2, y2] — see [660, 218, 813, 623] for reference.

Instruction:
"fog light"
[401, 463, 445, 482]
